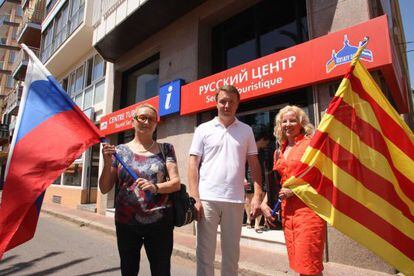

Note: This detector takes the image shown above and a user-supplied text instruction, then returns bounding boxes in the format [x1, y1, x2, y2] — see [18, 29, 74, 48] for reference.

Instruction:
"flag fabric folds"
[284, 48, 414, 275]
[0, 45, 102, 259]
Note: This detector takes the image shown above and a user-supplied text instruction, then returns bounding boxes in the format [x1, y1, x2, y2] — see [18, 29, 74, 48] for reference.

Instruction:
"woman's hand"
[136, 178, 157, 194]
[279, 187, 294, 199]
[102, 143, 116, 164]
[260, 202, 276, 228]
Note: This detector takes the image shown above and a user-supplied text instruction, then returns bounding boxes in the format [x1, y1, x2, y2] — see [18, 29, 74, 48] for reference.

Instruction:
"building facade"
[38, 0, 107, 209]
[0, 0, 22, 189]
[91, 0, 413, 273]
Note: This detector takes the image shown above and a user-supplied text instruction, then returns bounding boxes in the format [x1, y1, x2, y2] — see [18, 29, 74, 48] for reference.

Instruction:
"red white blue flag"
[0, 45, 102, 259]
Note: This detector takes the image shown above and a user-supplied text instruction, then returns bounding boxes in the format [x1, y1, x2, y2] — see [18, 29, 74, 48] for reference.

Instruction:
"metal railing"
[12, 47, 40, 75]
[4, 84, 23, 116]
[0, 14, 13, 26]
[92, 0, 126, 26]
[17, 0, 46, 40]
[0, 124, 9, 139]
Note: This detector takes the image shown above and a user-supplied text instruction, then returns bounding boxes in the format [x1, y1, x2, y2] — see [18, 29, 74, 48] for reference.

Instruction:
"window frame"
[61, 53, 106, 110]
[40, 0, 85, 63]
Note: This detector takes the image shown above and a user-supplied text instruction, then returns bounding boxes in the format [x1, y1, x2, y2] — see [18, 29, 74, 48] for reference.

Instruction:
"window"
[62, 54, 106, 110]
[212, 0, 308, 72]
[122, 54, 159, 108]
[67, 71, 76, 97]
[63, 162, 83, 186]
[74, 65, 84, 93]
[41, 0, 85, 62]
[17, 6, 23, 17]
[6, 75, 14, 88]
[61, 77, 68, 91]
[46, 0, 60, 15]
[85, 57, 93, 86]
[11, 26, 17, 40]
[94, 79, 105, 105]
[84, 86, 93, 109]
[53, 3, 69, 52]
[69, 0, 85, 33]
[41, 25, 54, 61]
[9, 51, 16, 63]
[92, 54, 105, 81]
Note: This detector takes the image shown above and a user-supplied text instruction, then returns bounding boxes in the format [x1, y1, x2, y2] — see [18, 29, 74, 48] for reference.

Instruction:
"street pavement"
[0, 213, 201, 276]
[0, 193, 398, 276]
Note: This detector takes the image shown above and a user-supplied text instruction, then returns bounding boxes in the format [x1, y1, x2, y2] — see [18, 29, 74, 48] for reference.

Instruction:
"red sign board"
[180, 15, 405, 115]
[100, 97, 159, 136]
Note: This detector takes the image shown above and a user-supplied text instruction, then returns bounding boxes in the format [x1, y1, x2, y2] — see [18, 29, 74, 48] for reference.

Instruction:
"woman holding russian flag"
[99, 103, 181, 276]
[261, 105, 326, 276]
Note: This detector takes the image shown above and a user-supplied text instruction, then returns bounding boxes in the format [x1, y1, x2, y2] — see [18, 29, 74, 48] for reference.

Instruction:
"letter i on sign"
[164, 85, 173, 110]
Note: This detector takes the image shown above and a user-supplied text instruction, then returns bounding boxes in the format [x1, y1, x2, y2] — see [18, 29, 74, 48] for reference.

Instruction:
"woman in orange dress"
[261, 105, 326, 276]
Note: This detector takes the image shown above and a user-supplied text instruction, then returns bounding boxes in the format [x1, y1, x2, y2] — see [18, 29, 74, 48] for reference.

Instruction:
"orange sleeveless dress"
[273, 135, 326, 275]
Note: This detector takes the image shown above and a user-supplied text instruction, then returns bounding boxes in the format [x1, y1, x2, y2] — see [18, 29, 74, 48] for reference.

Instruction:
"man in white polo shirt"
[188, 85, 263, 276]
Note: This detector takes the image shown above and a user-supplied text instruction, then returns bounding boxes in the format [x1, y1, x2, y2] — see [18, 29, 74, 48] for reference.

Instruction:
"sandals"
[255, 228, 263, 233]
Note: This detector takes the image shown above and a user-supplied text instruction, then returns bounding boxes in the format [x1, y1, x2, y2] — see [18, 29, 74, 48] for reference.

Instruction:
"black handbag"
[159, 143, 196, 227]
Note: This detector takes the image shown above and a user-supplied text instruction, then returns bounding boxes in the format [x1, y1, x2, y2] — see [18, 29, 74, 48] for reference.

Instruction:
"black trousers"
[115, 221, 174, 276]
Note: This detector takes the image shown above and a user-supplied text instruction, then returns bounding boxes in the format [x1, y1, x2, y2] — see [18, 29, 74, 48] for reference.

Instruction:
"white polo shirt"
[189, 117, 258, 203]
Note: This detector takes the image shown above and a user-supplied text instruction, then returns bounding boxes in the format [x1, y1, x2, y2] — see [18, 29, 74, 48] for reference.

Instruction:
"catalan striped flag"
[284, 46, 414, 275]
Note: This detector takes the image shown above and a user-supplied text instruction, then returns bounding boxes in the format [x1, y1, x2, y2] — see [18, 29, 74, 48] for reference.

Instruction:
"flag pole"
[283, 37, 370, 190]
[351, 36, 369, 66]
[100, 138, 152, 201]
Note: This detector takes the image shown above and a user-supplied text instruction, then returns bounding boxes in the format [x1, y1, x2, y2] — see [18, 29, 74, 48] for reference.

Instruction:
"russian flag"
[0, 45, 102, 259]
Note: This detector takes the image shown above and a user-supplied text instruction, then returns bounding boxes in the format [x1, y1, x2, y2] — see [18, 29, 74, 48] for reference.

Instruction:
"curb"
[41, 209, 276, 276]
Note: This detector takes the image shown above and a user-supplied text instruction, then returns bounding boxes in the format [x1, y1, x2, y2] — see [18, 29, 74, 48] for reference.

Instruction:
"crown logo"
[326, 35, 373, 73]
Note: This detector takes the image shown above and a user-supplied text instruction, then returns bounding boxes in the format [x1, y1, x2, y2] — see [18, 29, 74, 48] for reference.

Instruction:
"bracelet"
[153, 183, 159, 195]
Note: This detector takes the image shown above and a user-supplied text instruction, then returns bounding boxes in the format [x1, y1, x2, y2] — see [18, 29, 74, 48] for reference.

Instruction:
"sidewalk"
[42, 202, 395, 276]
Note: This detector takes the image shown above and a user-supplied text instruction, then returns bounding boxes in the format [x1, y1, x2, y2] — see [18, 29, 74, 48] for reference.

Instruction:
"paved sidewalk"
[42, 202, 395, 276]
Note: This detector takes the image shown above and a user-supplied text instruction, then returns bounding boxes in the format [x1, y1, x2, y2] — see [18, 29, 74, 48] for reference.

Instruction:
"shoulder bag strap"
[158, 143, 170, 180]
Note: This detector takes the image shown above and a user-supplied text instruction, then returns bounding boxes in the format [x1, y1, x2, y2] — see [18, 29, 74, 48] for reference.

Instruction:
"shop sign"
[180, 15, 392, 115]
[159, 79, 184, 117]
[100, 97, 159, 136]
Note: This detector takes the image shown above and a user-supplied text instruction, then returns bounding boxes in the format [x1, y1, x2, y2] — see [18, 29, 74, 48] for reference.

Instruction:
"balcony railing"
[0, 124, 9, 140]
[0, 37, 20, 51]
[23, 3, 45, 25]
[4, 84, 23, 116]
[0, 14, 19, 27]
[12, 47, 39, 79]
[17, 1, 45, 41]
[92, 0, 128, 26]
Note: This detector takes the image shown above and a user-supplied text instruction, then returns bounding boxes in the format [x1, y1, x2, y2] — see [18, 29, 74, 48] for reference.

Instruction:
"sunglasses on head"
[133, 114, 156, 124]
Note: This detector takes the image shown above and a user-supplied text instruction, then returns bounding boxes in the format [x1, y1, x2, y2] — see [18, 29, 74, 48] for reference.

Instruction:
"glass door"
[237, 105, 284, 230]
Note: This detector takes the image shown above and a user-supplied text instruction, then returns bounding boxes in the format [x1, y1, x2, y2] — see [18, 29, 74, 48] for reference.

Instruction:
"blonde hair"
[274, 105, 314, 146]
[134, 103, 158, 119]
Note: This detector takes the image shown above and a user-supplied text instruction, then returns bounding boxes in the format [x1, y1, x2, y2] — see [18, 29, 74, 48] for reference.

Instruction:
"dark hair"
[215, 85, 240, 102]
[252, 124, 270, 142]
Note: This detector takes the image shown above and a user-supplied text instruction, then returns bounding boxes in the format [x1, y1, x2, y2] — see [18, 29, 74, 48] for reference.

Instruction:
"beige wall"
[307, 0, 371, 38]
[45, 185, 97, 209]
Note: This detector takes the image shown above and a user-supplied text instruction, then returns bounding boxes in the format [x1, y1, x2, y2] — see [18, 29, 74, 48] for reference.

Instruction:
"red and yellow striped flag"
[285, 47, 414, 275]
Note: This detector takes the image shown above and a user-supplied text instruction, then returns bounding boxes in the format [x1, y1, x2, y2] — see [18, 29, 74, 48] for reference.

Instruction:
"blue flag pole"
[271, 198, 282, 220]
[101, 138, 152, 200]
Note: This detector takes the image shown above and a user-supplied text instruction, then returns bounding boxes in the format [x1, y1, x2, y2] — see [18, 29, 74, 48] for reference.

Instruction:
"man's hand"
[250, 195, 262, 218]
[260, 201, 277, 228]
[194, 199, 204, 221]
